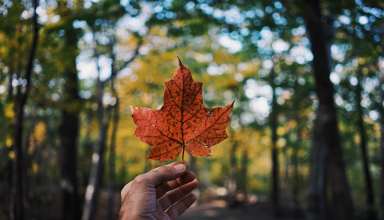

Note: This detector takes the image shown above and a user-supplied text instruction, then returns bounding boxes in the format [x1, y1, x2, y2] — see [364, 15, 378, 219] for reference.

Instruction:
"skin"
[119, 162, 199, 220]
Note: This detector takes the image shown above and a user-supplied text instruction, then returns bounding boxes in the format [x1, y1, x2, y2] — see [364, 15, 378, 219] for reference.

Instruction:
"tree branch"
[115, 33, 144, 73]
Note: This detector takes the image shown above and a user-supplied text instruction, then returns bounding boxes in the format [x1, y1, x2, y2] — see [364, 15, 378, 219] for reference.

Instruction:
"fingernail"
[173, 163, 186, 174]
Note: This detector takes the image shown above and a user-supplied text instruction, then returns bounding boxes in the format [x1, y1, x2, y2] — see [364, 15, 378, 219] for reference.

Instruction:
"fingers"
[166, 193, 196, 219]
[120, 162, 188, 201]
[145, 162, 187, 186]
[158, 178, 199, 211]
[156, 170, 196, 198]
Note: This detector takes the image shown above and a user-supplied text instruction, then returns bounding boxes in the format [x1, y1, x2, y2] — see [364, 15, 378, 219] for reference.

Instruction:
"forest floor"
[179, 200, 305, 220]
[2, 189, 305, 220]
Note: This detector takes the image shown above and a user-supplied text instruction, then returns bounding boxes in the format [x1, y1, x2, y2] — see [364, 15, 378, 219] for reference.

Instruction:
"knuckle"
[134, 174, 148, 184]
[158, 166, 173, 174]
[151, 166, 168, 177]
[157, 166, 168, 174]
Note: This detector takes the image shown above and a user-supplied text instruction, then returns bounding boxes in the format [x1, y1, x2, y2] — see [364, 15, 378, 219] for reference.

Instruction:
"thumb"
[145, 162, 187, 186]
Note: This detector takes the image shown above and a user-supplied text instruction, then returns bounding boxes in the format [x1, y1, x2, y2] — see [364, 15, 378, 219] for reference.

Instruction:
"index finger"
[156, 170, 196, 198]
[144, 162, 187, 186]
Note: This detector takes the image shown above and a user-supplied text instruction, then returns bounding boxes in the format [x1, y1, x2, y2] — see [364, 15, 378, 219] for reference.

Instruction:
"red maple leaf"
[132, 58, 233, 161]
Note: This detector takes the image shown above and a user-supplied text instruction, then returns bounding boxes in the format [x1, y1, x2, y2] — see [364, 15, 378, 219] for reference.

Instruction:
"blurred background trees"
[0, 0, 383, 220]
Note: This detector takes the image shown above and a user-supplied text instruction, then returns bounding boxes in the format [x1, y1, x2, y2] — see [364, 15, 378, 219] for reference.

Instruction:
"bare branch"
[116, 33, 144, 73]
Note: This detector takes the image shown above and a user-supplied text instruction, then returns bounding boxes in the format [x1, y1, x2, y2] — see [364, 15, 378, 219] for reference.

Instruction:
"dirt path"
[179, 200, 304, 220]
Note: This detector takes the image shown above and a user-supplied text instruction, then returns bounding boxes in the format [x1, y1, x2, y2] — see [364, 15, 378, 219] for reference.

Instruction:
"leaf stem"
[181, 144, 185, 161]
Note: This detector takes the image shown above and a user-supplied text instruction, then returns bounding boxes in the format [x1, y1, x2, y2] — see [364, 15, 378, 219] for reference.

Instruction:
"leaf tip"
[177, 56, 184, 68]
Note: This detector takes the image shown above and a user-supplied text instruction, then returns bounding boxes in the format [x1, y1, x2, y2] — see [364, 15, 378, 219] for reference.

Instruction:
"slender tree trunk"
[105, 38, 142, 218]
[81, 40, 110, 220]
[227, 140, 238, 207]
[24, 116, 37, 206]
[379, 75, 384, 220]
[7, 69, 14, 101]
[292, 121, 301, 210]
[59, 25, 81, 220]
[107, 52, 119, 220]
[283, 146, 289, 190]
[355, 71, 376, 219]
[106, 98, 119, 220]
[239, 148, 249, 202]
[12, 1, 39, 219]
[292, 77, 301, 211]
[291, 143, 300, 208]
[270, 65, 280, 215]
[13, 78, 26, 220]
[303, 1, 354, 220]
[81, 93, 109, 220]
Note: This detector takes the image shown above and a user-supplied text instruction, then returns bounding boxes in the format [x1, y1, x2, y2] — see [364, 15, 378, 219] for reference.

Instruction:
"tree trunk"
[380, 75, 384, 220]
[105, 38, 142, 218]
[12, 1, 39, 219]
[292, 77, 301, 211]
[308, 117, 327, 220]
[292, 123, 301, 211]
[59, 25, 81, 220]
[303, 1, 354, 220]
[355, 71, 376, 219]
[106, 98, 119, 220]
[227, 140, 238, 207]
[7, 68, 14, 101]
[81, 96, 109, 220]
[81, 39, 110, 220]
[107, 52, 119, 220]
[239, 147, 249, 202]
[270, 65, 280, 216]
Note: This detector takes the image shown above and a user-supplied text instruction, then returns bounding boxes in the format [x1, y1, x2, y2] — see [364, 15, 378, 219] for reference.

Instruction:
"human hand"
[119, 162, 199, 220]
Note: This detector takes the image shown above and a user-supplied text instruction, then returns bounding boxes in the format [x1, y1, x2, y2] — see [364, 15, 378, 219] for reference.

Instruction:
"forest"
[0, 0, 383, 220]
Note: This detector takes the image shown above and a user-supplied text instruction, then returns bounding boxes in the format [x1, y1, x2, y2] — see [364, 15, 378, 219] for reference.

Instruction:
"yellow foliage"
[4, 103, 14, 119]
[32, 163, 39, 174]
[6, 136, 12, 147]
[277, 138, 286, 148]
[238, 61, 261, 78]
[213, 49, 241, 64]
[8, 151, 15, 160]
[33, 122, 46, 144]
[277, 127, 285, 136]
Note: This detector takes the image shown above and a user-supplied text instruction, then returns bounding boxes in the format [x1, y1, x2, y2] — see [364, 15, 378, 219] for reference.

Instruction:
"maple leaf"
[132, 58, 233, 161]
